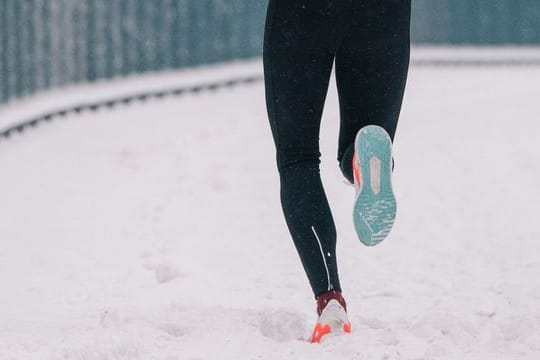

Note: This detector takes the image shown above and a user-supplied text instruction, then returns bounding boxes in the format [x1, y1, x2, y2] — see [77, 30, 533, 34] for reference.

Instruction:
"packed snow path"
[1, 62, 540, 360]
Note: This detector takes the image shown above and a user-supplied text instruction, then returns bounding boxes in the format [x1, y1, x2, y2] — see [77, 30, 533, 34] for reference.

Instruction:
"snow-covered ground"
[1, 58, 540, 360]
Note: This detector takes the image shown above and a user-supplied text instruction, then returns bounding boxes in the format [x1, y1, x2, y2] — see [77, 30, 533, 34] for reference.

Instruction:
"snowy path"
[1, 61, 540, 360]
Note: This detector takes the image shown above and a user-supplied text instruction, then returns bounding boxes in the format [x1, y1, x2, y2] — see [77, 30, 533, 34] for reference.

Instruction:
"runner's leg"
[335, 0, 411, 183]
[263, 0, 348, 296]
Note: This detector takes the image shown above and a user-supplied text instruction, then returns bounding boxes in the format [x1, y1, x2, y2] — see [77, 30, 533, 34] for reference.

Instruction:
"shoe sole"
[353, 125, 396, 246]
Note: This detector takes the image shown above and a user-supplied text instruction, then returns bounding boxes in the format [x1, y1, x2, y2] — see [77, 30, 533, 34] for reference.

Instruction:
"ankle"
[316, 290, 347, 316]
[339, 145, 355, 184]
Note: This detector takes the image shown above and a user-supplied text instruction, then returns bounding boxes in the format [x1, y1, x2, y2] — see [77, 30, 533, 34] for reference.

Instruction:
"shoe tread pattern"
[353, 125, 396, 246]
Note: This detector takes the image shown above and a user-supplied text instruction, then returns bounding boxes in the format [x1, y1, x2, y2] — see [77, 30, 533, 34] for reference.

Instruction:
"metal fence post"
[0, 0, 10, 103]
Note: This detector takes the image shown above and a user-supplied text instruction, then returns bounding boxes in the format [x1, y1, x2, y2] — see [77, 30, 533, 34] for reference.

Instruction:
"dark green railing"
[411, 0, 540, 44]
[0, 0, 267, 105]
[1, 0, 540, 105]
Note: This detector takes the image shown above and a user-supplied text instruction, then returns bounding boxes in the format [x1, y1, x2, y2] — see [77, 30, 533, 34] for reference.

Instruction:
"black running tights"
[263, 0, 411, 296]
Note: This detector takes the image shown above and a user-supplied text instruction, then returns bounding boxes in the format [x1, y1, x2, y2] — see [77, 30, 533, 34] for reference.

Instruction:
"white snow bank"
[0, 59, 263, 134]
[1, 57, 539, 360]
[411, 46, 540, 63]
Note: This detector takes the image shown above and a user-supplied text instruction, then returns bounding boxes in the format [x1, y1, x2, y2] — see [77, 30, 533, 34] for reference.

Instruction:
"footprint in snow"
[258, 309, 309, 342]
[141, 253, 183, 284]
[154, 262, 183, 284]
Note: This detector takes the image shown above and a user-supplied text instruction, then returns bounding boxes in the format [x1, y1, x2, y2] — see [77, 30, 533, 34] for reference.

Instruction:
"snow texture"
[1, 57, 540, 359]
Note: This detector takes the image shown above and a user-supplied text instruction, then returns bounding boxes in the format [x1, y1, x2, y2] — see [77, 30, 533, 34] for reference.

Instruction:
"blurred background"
[1, 0, 540, 105]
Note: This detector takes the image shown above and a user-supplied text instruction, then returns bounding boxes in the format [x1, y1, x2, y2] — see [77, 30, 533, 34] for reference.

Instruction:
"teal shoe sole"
[353, 125, 396, 246]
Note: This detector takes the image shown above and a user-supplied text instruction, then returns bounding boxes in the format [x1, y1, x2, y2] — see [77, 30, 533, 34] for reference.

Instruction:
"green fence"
[411, 0, 540, 44]
[1, 0, 540, 105]
[0, 0, 267, 105]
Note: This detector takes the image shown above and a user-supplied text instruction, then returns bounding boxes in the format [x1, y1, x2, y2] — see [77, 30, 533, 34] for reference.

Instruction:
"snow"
[411, 46, 540, 63]
[1, 56, 540, 359]
[0, 60, 262, 133]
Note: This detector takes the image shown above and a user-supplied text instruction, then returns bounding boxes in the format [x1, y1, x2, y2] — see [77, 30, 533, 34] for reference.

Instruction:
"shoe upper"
[312, 294, 351, 343]
[352, 152, 362, 195]
[316, 290, 347, 315]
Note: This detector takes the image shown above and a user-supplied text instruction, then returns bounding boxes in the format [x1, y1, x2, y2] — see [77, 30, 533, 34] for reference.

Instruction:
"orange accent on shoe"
[311, 323, 332, 343]
[343, 321, 352, 333]
[352, 152, 362, 187]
